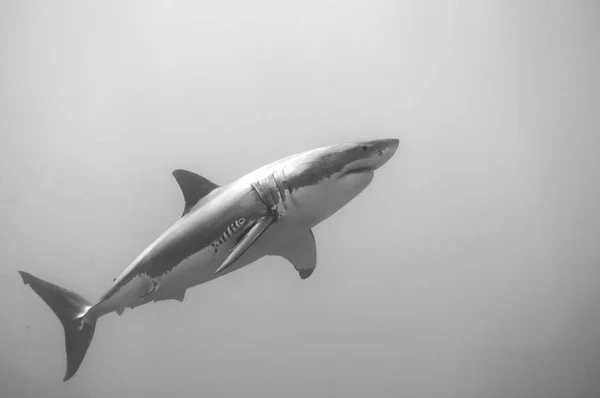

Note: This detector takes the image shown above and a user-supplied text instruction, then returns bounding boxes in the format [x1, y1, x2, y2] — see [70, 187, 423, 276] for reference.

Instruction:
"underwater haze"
[1, 0, 599, 397]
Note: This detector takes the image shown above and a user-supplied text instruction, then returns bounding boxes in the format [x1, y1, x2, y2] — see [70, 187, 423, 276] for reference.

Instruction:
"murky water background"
[1, 1, 598, 397]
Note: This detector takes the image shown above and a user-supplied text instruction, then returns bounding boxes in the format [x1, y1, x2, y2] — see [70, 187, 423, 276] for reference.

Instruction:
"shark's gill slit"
[272, 172, 286, 203]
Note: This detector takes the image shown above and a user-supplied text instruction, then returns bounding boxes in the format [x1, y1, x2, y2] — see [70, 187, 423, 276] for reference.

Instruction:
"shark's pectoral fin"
[172, 169, 220, 217]
[213, 216, 275, 276]
[273, 229, 317, 279]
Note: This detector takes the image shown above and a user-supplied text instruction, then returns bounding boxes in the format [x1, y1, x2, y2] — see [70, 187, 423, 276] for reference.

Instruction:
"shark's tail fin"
[18, 271, 97, 382]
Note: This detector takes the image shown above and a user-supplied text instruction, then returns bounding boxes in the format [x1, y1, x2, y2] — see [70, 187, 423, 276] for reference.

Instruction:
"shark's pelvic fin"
[148, 289, 186, 304]
[213, 216, 275, 276]
[172, 290, 186, 302]
[172, 169, 220, 217]
[273, 229, 317, 279]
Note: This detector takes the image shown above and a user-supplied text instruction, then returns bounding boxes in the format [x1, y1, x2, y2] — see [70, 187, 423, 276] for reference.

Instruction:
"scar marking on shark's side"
[139, 280, 159, 301]
[210, 218, 248, 256]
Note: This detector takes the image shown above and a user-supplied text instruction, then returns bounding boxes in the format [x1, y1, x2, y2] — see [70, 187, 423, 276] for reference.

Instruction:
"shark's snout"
[383, 138, 400, 152]
[380, 138, 399, 157]
[368, 138, 400, 170]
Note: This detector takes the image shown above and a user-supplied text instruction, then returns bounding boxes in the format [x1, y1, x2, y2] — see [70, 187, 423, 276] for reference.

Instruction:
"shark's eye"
[361, 145, 369, 152]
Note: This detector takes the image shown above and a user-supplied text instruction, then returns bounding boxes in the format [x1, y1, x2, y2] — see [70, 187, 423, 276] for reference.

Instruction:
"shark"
[18, 138, 399, 381]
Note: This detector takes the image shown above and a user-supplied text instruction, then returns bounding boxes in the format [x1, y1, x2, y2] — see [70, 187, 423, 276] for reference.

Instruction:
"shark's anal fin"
[213, 216, 275, 276]
[148, 289, 186, 305]
[273, 229, 317, 279]
[172, 169, 220, 217]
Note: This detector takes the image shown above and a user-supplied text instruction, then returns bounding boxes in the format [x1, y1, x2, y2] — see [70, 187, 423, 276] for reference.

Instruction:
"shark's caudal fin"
[18, 271, 96, 382]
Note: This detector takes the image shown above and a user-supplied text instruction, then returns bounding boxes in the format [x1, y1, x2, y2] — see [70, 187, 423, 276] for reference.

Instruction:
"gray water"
[1, 1, 599, 397]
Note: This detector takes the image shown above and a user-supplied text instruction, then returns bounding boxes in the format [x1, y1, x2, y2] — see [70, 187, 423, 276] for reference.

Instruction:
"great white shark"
[18, 138, 399, 381]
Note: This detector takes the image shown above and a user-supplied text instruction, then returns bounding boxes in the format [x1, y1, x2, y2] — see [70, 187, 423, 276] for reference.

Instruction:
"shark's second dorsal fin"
[172, 169, 220, 216]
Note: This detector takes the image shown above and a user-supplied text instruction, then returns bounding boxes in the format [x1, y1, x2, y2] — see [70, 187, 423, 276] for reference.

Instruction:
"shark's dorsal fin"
[273, 229, 317, 279]
[172, 169, 220, 216]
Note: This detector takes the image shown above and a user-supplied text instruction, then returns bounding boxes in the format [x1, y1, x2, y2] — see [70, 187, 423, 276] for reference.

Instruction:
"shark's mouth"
[342, 165, 374, 176]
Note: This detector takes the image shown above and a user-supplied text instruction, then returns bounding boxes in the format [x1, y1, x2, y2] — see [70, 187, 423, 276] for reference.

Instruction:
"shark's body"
[19, 138, 399, 381]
